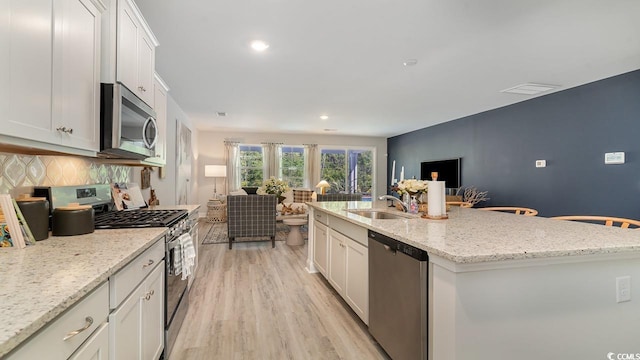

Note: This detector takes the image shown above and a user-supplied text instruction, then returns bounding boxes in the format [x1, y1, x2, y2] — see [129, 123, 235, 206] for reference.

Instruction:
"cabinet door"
[4, 0, 54, 141]
[346, 239, 369, 324]
[137, 32, 155, 105]
[52, 0, 101, 151]
[116, 0, 138, 92]
[109, 282, 144, 360]
[328, 230, 347, 295]
[313, 222, 329, 277]
[69, 322, 109, 360]
[151, 74, 167, 165]
[142, 264, 164, 360]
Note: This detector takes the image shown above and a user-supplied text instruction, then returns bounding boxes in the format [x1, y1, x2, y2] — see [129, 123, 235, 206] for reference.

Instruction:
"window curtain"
[262, 142, 282, 180]
[224, 141, 241, 192]
[303, 144, 319, 189]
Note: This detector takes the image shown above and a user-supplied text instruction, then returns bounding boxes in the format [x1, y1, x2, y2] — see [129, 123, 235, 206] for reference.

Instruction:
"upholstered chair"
[226, 194, 277, 249]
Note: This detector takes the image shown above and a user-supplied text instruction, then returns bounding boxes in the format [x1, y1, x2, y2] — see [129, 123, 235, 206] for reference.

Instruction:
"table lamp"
[205, 165, 227, 200]
[316, 180, 330, 195]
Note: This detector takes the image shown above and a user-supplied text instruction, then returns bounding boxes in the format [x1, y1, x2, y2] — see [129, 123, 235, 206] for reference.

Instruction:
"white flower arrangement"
[393, 179, 428, 196]
[256, 176, 290, 197]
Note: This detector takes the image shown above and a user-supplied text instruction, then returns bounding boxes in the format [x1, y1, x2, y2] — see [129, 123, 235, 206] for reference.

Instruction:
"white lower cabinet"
[326, 227, 369, 324]
[6, 283, 109, 360]
[109, 260, 164, 360]
[69, 322, 110, 360]
[313, 221, 329, 277]
[109, 239, 165, 360]
[328, 230, 347, 294]
[345, 238, 368, 324]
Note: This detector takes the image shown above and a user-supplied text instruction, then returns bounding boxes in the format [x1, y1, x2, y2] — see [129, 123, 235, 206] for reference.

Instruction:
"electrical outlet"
[605, 152, 625, 164]
[616, 276, 631, 303]
[535, 160, 546, 168]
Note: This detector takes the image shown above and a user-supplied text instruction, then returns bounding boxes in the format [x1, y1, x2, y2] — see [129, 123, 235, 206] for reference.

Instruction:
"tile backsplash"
[0, 152, 131, 196]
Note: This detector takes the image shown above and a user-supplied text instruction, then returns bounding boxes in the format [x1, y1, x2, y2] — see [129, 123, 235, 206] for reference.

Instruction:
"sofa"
[226, 194, 277, 249]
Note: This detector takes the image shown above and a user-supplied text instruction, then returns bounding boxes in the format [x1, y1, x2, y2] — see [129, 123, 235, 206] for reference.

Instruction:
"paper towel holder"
[422, 172, 449, 220]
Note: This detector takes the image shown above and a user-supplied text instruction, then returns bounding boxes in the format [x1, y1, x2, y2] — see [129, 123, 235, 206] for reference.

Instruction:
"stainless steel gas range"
[35, 184, 191, 359]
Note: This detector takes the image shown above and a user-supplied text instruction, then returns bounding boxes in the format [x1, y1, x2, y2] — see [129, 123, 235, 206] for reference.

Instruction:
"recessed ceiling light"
[403, 59, 418, 66]
[320, 115, 329, 120]
[216, 112, 226, 117]
[324, 128, 337, 132]
[250, 40, 269, 52]
[500, 83, 560, 95]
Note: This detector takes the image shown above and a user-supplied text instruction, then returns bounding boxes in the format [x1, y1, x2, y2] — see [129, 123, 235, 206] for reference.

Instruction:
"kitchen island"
[307, 201, 640, 360]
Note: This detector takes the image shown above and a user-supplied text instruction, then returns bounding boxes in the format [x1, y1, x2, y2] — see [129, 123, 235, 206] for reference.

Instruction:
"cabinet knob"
[142, 259, 154, 268]
[56, 126, 73, 134]
[138, 86, 147, 92]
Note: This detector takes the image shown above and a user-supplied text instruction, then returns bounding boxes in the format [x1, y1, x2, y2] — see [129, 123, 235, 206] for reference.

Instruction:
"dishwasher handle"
[368, 230, 428, 261]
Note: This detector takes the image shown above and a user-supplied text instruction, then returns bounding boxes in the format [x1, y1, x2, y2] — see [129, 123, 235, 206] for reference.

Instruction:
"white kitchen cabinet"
[69, 322, 110, 360]
[328, 230, 347, 295]
[313, 221, 329, 277]
[316, 211, 369, 324]
[109, 261, 164, 360]
[146, 72, 168, 166]
[345, 238, 368, 324]
[116, 0, 156, 106]
[6, 283, 109, 360]
[0, 0, 104, 156]
[109, 239, 164, 360]
[187, 209, 199, 289]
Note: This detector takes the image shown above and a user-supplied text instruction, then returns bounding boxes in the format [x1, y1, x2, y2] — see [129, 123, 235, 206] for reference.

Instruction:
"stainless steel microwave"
[99, 83, 157, 160]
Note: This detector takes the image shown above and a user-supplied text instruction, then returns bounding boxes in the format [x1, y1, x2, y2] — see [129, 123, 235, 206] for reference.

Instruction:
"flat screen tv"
[420, 158, 461, 189]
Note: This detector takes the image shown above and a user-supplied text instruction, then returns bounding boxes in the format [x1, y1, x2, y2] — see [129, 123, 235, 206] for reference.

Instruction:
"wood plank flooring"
[169, 221, 388, 360]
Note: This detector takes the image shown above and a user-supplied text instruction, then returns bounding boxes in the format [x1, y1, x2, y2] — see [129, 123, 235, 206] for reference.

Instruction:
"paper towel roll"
[427, 181, 446, 217]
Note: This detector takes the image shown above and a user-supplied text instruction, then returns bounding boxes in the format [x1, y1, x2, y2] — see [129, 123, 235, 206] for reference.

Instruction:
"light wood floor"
[169, 221, 388, 360]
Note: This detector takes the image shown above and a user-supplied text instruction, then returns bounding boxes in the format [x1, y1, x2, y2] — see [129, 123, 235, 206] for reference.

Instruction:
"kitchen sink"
[346, 210, 413, 219]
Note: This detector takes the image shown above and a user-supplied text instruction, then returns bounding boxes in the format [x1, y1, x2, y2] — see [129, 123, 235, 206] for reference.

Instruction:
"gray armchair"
[226, 194, 277, 249]
[316, 193, 363, 202]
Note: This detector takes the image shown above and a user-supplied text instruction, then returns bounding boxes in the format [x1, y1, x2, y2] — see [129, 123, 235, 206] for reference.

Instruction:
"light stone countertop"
[0, 227, 167, 358]
[307, 201, 640, 264]
[0, 205, 203, 358]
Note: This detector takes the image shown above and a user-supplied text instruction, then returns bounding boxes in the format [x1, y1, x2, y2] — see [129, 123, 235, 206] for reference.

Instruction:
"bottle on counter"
[410, 195, 418, 214]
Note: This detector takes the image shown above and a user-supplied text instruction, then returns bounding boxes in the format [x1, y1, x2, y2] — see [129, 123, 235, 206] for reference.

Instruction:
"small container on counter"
[52, 203, 95, 236]
[16, 195, 50, 241]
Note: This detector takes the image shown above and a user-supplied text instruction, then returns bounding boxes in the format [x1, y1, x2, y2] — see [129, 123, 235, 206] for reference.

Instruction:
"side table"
[207, 200, 227, 223]
[282, 218, 308, 246]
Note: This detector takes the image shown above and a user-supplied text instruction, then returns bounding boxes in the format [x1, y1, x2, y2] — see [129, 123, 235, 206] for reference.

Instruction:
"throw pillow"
[293, 189, 314, 203]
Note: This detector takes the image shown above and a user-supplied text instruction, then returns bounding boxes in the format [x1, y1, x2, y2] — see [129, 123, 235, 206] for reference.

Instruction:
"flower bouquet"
[257, 177, 290, 202]
[392, 179, 428, 196]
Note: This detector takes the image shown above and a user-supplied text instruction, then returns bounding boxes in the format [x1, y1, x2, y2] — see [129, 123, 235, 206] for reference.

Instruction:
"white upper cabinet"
[115, 0, 157, 106]
[148, 72, 168, 166]
[0, 0, 104, 156]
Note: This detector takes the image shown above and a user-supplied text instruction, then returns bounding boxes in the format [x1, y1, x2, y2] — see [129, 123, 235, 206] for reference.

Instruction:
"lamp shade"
[315, 180, 330, 188]
[205, 165, 227, 177]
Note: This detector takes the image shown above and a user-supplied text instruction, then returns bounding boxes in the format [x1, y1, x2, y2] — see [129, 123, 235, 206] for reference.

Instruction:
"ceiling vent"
[500, 83, 559, 95]
[216, 112, 227, 117]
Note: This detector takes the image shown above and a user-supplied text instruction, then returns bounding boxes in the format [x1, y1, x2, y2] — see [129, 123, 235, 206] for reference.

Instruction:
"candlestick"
[400, 166, 405, 181]
[391, 160, 396, 186]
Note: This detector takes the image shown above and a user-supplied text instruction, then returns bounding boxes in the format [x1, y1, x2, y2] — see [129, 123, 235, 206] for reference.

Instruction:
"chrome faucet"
[378, 195, 409, 212]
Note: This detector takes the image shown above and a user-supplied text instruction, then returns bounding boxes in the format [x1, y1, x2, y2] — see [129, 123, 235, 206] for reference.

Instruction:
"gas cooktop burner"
[94, 209, 187, 229]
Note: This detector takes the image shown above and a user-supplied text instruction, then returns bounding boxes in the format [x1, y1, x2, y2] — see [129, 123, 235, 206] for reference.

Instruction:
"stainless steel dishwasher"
[368, 230, 429, 360]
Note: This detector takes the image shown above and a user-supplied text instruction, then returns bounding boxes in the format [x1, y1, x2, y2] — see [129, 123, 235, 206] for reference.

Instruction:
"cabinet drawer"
[7, 282, 109, 360]
[109, 239, 164, 309]
[329, 215, 368, 247]
[313, 210, 328, 225]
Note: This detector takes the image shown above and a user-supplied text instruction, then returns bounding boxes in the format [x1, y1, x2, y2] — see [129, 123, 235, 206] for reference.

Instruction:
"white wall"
[196, 130, 387, 217]
[134, 94, 198, 207]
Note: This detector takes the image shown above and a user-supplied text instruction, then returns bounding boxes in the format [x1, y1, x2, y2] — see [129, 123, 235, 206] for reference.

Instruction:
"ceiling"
[135, 0, 640, 138]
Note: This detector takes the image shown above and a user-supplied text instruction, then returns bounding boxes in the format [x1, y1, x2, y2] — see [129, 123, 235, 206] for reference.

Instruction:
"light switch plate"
[535, 160, 546, 168]
[605, 152, 625, 164]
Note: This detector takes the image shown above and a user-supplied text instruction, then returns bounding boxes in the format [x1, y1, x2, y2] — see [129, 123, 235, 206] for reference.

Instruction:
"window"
[239, 145, 263, 186]
[281, 146, 304, 188]
[320, 147, 374, 199]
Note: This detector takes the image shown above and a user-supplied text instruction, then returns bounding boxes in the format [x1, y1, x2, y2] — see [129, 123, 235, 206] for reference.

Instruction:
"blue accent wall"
[388, 70, 640, 218]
